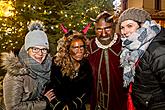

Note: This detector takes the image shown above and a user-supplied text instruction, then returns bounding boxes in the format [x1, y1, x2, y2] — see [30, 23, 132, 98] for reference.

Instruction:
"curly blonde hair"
[54, 30, 89, 78]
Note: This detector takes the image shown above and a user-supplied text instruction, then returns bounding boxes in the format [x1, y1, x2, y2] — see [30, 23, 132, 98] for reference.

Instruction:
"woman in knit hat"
[1, 21, 55, 110]
[45, 30, 93, 110]
[118, 7, 165, 110]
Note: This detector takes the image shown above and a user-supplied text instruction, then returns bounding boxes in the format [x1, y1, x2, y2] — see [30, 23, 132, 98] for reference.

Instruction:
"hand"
[44, 89, 56, 102]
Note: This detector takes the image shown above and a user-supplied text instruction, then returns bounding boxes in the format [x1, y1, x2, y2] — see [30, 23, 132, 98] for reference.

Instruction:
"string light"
[49, 11, 52, 14]
[28, 5, 31, 8]
[44, 10, 47, 14]
[60, 11, 63, 14]
[51, 26, 54, 30]
[55, 25, 59, 28]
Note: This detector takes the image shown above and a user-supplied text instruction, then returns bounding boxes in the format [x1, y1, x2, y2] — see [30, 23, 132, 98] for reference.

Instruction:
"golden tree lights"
[0, 0, 15, 17]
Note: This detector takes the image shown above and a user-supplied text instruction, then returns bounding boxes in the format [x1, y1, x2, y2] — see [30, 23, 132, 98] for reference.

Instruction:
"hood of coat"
[1, 51, 28, 76]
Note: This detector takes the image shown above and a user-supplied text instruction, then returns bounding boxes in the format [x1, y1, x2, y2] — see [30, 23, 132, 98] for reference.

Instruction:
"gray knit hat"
[24, 21, 49, 51]
[118, 7, 151, 24]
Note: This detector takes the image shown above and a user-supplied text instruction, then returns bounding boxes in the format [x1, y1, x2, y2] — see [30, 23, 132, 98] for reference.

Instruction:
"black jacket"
[132, 27, 165, 110]
[46, 58, 93, 110]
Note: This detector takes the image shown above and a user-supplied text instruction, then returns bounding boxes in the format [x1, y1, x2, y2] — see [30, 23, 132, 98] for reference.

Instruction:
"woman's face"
[28, 45, 48, 64]
[120, 20, 140, 38]
[69, 39, 85, 61]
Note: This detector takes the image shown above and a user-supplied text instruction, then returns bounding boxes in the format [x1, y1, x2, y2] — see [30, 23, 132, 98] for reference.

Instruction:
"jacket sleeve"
[3, 74, 48, 110]
[151, 44, 165, 83]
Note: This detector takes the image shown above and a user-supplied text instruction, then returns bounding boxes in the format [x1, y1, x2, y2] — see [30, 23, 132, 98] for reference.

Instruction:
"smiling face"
[69, 39, 85, 61]
[28, 45, 48, 64]
[120, 20, 140, 38]
[95, 18, 114, 45]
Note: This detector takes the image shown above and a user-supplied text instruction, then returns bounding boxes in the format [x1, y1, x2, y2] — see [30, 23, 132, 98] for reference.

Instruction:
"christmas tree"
[0, 0, 114, 54]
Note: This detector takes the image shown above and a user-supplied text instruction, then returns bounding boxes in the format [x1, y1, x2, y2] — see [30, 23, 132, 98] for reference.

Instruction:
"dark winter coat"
[46, 58, 93, 110]
[132, 27, 165, 110]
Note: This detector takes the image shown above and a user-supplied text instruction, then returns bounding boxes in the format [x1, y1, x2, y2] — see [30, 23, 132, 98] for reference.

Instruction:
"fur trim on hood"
[1, 51, 28, 76]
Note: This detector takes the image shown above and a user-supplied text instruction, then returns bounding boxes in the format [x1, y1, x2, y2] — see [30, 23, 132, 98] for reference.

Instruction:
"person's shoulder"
[152, 27, 165, 43]
[0, 51, 26, 76]
[88, 38, 96, 45]
[88, 38, 100, 54]
[147, 27, 165, 54]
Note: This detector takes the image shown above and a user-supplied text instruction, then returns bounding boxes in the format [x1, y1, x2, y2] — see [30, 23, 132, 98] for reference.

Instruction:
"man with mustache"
[88, 11, 127, 110]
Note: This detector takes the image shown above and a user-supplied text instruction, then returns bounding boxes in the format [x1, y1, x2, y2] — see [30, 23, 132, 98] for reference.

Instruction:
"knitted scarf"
[120, 20, 161, 87]
[18, 46, 52, 98]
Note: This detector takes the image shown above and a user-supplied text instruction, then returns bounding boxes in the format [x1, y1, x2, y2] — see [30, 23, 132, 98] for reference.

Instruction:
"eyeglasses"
[31, 47, 48, 54]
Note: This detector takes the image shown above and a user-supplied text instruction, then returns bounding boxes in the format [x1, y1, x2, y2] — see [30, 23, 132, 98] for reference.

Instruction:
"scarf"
[120, 20, 161, 87]
[18, 46, 52, 98]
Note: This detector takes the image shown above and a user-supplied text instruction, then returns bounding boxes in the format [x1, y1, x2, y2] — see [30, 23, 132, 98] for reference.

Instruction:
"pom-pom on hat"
[24, 20, 49, 51]
[118, 7, 151, 25]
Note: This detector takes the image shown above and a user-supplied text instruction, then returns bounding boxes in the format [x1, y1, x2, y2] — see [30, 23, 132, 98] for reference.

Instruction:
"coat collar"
[1, 51, 28, 76]
[89, 37, 122, 56]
